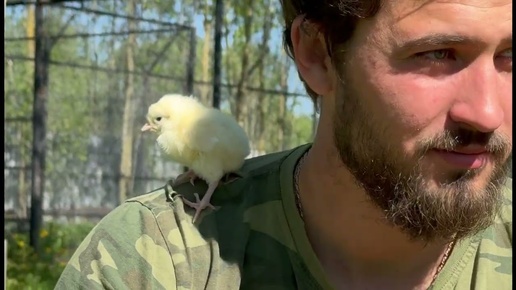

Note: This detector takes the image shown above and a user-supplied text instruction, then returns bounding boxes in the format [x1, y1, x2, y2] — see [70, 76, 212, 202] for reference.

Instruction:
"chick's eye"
[155, 117, 162, 122]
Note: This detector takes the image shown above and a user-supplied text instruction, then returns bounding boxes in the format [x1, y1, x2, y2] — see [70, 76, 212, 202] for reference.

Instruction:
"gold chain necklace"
[292, 150, 455, 287]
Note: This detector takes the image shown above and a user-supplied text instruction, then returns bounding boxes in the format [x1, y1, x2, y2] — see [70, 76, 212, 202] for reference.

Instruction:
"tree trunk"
[234, 1, 273, 129]
[118, 0, 137, 204]
[199, 15, 212, 105]
[132, 76, 149, 197]
[278, 57, 289, 151]
[223, 16, 236, 113]
[30, 0, 50, 253]
[19, 4, 35, 219]
[256, 61, 267, 153]
[234, 3, 254, 126]
[212, 0, 224, 108]
[255, 0, 273, 153]
[26, 4, 35, 57]
[101, 0, 121, 206]
[185, 28, 196, 97]
[17, 130, 28, 219]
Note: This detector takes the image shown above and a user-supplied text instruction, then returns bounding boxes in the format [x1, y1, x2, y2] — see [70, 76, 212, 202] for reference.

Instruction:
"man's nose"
[448, 59, 506, 133]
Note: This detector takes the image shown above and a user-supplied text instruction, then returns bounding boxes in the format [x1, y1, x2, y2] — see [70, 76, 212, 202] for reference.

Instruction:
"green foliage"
[4, 0, 313, 209]
[291, 114, 314, 145]
[6, 222, 96, 290]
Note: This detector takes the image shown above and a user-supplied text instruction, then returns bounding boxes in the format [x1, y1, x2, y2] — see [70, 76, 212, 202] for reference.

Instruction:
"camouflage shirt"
[55, 144, 513, 290]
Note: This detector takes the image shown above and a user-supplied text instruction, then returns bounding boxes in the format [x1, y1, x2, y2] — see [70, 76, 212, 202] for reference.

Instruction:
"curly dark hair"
[281, 0, 382, 101]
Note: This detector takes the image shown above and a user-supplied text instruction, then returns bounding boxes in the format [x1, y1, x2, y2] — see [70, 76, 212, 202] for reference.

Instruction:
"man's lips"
[448, 146, 488, 155]
[432, 147, 490, 169]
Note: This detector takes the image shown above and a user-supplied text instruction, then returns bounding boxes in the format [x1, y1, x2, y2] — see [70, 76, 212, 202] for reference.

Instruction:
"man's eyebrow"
[394, 34, 477, 50]
[394, 34, 513, 51]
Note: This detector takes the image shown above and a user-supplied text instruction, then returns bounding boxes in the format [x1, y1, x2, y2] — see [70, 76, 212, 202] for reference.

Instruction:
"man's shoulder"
[93, 146, 309, 289]
[443, 179, 512, 290]
[126, 145, 308, 220]
[498, 177, 512, 224]
[55, 146, 307, 290]
[472, 177, 512, 275]
[481, 177, 512, 245]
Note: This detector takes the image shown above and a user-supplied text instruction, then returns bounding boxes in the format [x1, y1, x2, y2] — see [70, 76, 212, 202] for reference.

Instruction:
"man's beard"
[332, 78, 511, 243]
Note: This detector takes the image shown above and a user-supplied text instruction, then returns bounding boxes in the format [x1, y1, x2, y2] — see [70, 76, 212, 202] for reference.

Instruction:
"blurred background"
[4, 0, 318, 288]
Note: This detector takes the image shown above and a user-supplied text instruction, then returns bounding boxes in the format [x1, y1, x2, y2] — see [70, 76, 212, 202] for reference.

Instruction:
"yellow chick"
[141, 94, 251, 223]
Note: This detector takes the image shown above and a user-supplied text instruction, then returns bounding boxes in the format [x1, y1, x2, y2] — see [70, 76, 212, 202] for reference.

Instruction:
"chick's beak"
[141, 123, 153, 132]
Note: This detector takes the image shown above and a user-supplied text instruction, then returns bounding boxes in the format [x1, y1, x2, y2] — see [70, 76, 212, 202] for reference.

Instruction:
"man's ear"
[291, 15, 334, 96]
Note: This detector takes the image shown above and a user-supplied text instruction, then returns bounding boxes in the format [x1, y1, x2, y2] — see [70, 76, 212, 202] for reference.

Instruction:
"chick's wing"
[179, 112, 224, 154]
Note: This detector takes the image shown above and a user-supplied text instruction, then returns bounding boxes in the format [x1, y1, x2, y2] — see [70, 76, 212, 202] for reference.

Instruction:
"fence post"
[212, 0, 224, 109]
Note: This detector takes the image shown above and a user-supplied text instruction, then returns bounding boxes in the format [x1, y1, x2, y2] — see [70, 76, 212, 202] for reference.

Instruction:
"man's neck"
[297, 139, 453, 289]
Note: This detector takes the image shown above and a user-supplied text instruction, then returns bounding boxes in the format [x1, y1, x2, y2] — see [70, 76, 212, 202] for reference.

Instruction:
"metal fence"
[4, 1, 197, 223]
[4, 1, 315, 226]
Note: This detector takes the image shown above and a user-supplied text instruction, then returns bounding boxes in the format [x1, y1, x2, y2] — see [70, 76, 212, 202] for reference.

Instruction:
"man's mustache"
[419, 129, 511, 157]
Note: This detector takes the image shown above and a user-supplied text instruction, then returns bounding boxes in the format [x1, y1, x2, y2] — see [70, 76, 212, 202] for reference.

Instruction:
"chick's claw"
[173, 169, 198, 187]
[182, 193, 216, 223]
[182, 180, 219, 223]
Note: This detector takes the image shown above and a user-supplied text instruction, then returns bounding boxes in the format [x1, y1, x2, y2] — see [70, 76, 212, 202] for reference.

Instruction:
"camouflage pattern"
[54, 144, 512, 289]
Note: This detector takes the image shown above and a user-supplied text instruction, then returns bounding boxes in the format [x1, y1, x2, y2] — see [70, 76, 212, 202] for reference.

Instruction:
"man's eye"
[415, 49, 455, 61]
[499, 48, 512, 58]
[430, 50, 450, 60]
[496, 48, 512, 72]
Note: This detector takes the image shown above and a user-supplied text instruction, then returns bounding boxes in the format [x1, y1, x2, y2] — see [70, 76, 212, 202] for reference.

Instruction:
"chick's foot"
[182, 180, 219, 223]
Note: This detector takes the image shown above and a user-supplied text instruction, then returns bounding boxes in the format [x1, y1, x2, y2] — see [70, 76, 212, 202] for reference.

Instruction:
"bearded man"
[56, 1, 512, 289]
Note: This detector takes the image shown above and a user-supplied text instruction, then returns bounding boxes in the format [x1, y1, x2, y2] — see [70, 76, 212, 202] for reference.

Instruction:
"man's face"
[332, 0, 512, 241]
